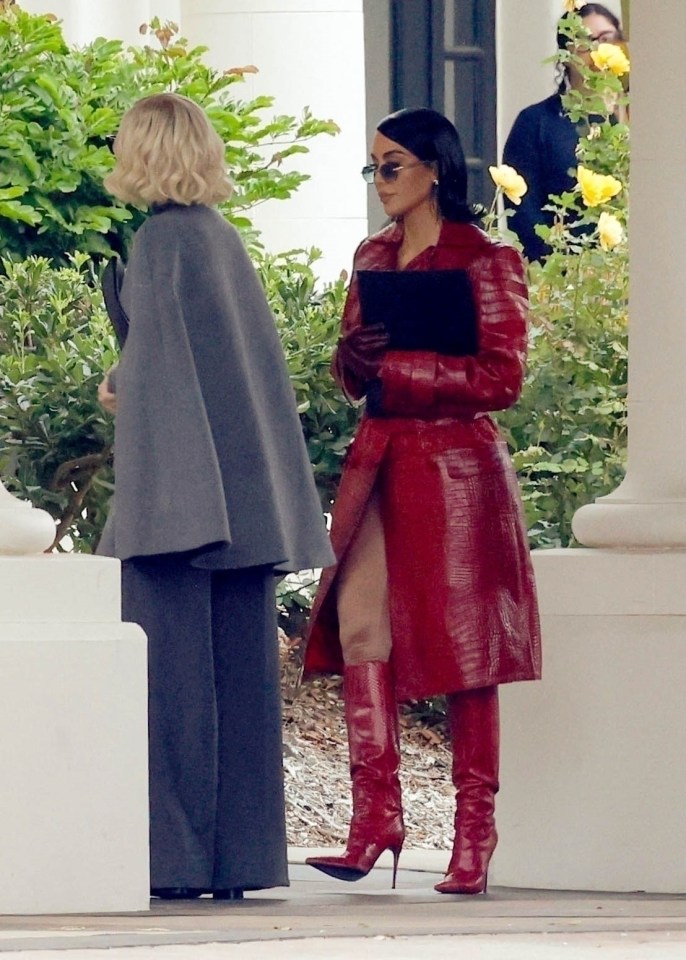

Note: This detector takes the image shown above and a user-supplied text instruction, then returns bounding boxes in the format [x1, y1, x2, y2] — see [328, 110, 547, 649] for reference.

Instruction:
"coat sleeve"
[377, 244, 529, 419]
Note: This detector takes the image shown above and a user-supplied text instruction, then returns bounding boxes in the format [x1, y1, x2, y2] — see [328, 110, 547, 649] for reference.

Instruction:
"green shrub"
[0, 254, 116, 550]
[256, 248, 358, 512]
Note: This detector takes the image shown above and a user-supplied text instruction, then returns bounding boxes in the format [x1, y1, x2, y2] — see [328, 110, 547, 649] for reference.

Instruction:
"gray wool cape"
[98, 203, 334, 573]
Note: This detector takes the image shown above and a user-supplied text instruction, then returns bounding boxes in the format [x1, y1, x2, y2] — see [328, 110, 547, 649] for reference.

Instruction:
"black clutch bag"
[357, 268, 478, 356]
[101, 257, 129, 348]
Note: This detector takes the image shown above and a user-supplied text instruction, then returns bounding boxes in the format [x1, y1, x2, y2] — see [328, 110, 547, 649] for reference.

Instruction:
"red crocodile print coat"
[303, 220, 541, 702]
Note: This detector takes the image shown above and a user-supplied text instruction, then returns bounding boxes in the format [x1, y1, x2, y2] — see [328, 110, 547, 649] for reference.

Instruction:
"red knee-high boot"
[306, 660, 405, 887]
[435, 686, 499, 895]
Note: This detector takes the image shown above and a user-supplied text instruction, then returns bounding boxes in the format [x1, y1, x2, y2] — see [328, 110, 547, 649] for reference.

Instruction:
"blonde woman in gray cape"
[98, 93, 333, 901]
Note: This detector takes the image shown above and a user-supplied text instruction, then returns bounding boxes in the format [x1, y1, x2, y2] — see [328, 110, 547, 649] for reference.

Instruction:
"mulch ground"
[280, 636, 456, 851]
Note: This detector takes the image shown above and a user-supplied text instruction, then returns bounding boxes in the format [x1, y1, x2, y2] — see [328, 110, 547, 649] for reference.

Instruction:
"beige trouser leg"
[337, 489, 392, 665]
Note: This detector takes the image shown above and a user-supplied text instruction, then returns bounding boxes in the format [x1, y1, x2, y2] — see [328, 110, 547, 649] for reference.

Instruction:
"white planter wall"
[491, 550, 686, 894]
[0, 556, 149, 914]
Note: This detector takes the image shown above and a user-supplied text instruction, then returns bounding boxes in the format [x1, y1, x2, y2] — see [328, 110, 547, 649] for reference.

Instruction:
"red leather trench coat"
[303, 220, 541, 702]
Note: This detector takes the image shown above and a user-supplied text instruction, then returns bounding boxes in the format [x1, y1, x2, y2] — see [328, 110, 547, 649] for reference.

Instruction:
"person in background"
[503, 3, 624, 261]
[302, 107, 541, 895]
[97, 92, 333, 901]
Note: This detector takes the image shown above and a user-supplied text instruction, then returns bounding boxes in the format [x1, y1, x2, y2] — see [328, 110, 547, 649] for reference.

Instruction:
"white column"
[363, 0, 391, 234]
[180, 0, 368, 282]
[572, 4, 686, 546]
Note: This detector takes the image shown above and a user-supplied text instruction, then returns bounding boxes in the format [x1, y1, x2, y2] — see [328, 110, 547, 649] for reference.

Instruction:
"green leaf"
[0, 199, 41, 224]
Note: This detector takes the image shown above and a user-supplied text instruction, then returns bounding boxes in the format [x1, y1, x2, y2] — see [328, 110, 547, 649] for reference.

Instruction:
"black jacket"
[503, 93, 580, 261]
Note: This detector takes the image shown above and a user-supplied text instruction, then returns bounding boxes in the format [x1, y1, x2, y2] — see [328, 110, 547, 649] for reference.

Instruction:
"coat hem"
[302, 665, 542, 703]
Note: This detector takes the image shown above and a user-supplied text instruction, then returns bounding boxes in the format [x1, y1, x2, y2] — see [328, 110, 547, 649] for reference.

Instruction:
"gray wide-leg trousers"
[122, 555, 288, 891]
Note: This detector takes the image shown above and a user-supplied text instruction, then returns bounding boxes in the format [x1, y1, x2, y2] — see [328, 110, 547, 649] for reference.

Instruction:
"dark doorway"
[390, 0, 497, 206]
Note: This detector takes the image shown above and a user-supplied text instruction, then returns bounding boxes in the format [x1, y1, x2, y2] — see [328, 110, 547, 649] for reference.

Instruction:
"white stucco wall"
[362, 0, 391, 234]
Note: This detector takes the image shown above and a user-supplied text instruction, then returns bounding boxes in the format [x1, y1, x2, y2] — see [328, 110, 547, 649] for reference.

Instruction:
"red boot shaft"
[435, 686, 499, 895]
[306, 660, 405, 887]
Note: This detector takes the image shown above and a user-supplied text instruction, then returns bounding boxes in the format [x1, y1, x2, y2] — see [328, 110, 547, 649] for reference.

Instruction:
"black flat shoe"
[213, 888, 244, 900]
[150, 887, 204, 900]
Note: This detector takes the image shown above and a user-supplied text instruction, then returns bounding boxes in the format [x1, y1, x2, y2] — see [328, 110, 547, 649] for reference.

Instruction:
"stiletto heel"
[391, 844, 402, 889]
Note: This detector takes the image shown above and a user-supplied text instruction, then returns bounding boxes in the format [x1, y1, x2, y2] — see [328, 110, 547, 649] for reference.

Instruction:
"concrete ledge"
[532, 547, 686, 616]
[0, 555, 121, 623]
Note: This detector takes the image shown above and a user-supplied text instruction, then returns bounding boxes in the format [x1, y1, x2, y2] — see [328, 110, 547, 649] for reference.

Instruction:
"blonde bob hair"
[104, 93, 233, 207]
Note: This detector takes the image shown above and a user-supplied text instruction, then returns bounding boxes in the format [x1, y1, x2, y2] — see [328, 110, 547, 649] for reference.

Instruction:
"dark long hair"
[556, 4, 624, 91]
[376, 108, 478, 224]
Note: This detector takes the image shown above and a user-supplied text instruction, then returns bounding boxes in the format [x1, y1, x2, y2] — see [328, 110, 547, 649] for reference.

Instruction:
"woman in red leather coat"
[304, 108, 541, 895]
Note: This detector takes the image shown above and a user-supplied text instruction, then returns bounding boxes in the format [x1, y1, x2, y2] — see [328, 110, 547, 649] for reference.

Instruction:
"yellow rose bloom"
[563, 0, 584, 11]
[577, 165, 622, 207]
[488, 164, 528, 205]
[597, 212, 624, 251]
[590, 42, 630, 77]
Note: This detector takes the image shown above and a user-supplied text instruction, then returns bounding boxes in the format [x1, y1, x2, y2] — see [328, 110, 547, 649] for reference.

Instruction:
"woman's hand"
[98, 376, 118, 415]
[336, 322, 390, 383]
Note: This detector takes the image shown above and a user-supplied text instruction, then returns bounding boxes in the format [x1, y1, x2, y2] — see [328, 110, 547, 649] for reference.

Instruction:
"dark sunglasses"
[361, 160, 430, 184]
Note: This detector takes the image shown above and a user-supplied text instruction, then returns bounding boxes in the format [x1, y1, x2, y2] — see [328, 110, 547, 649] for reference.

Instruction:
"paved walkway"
[0, 851, 684, 958]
